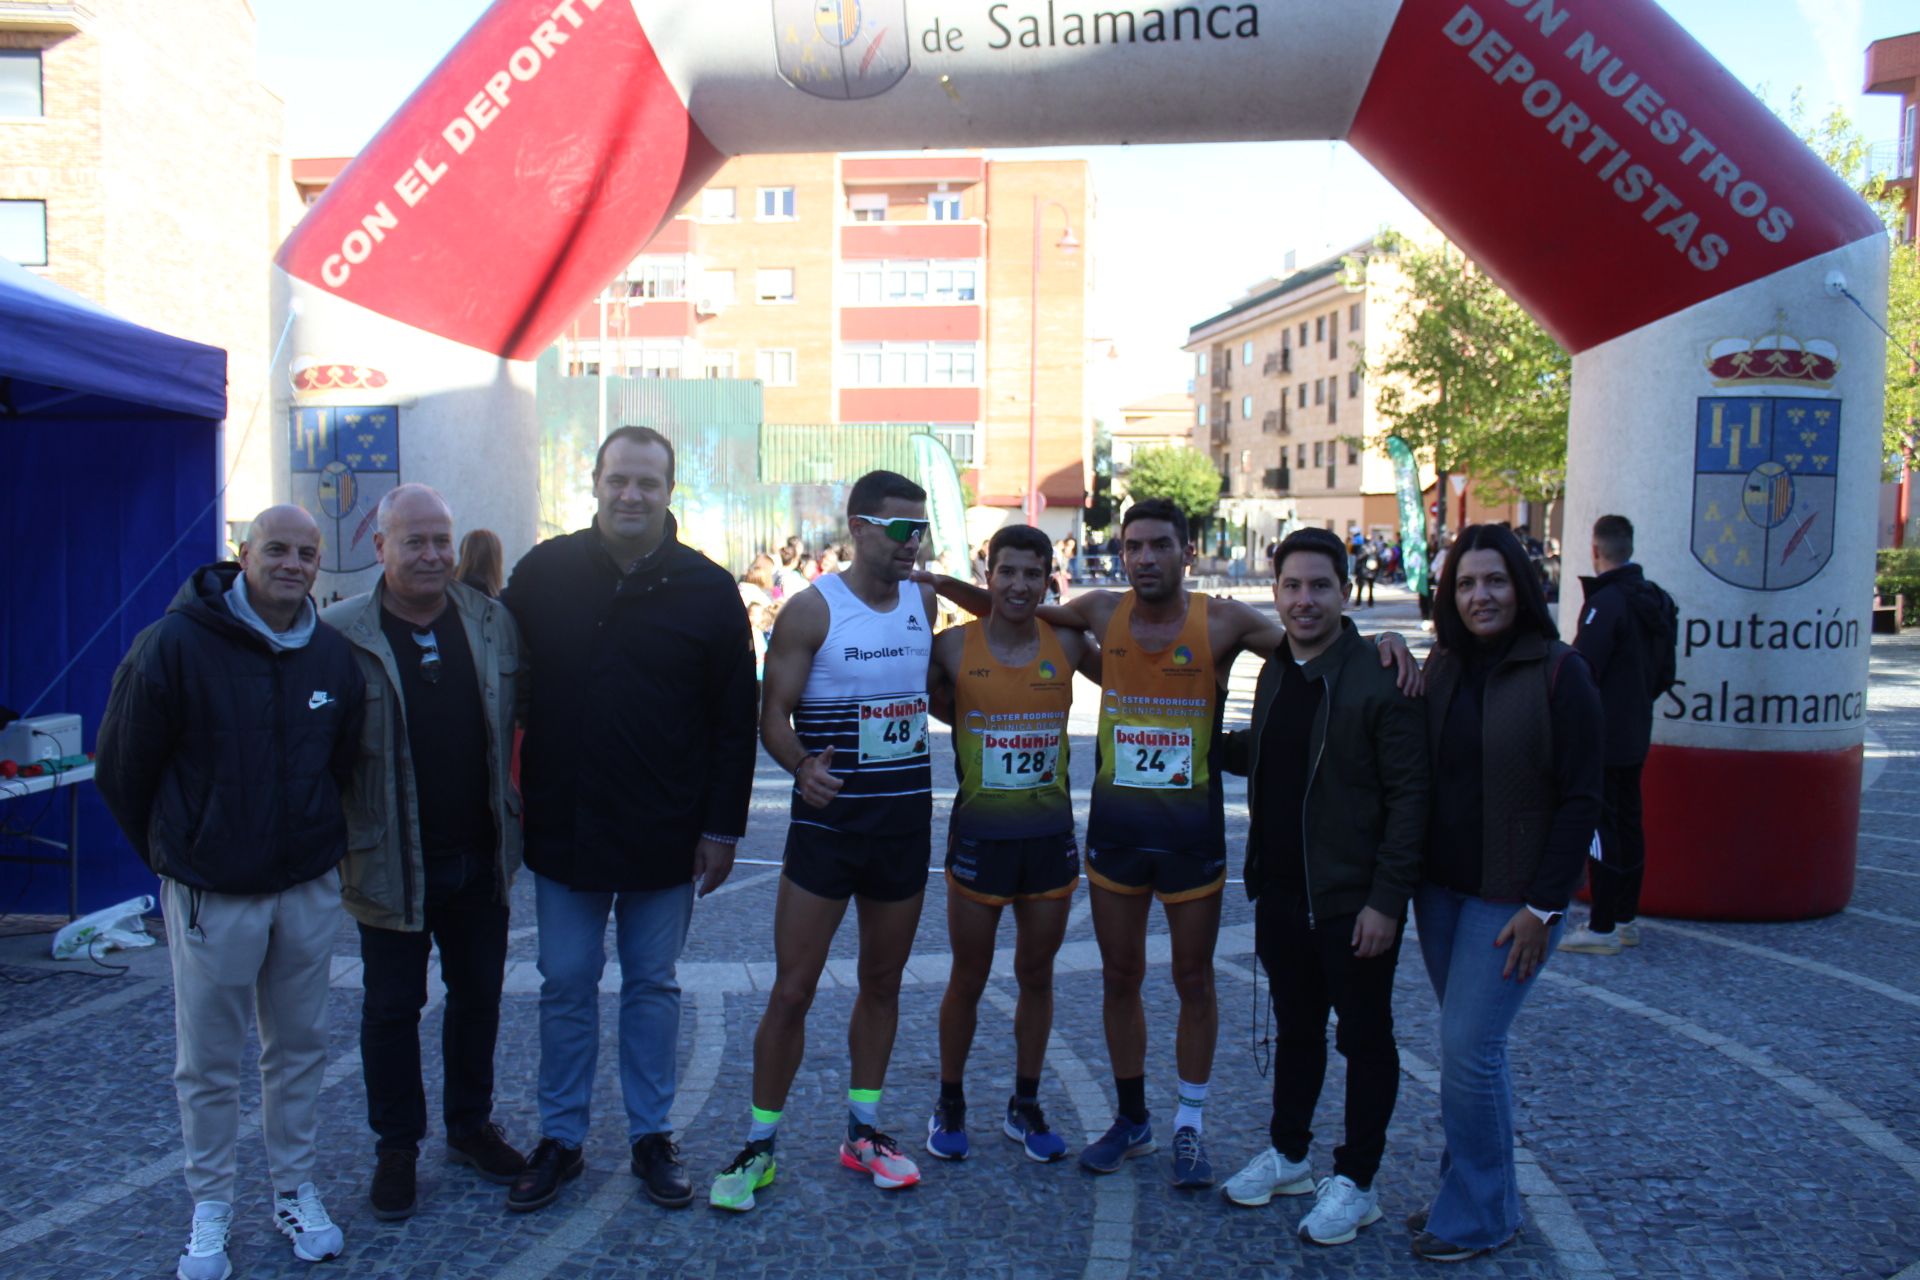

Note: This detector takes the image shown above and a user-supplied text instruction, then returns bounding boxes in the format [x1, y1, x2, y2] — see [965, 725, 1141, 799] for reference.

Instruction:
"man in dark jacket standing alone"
[1562, 514, 1660, 955]
[502, 425, 758, 1213]
[98, 504, 364, 1280]
[1217, 528, 1428, 1247]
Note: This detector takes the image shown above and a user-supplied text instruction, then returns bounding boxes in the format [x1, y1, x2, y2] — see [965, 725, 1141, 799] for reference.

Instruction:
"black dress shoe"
[370, 1149, 417, 1221]
[631, 1133, 693, 1208]
[448, 1122, 527, 1185]
[507, 1138, 584, 1213]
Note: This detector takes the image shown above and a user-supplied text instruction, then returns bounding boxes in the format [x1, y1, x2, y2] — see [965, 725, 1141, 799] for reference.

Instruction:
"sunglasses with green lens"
[852, 514, 931, 543]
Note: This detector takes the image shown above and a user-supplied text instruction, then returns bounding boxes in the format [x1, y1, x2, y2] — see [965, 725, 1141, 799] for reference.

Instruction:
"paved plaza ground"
[1, 585, 1917, 1279]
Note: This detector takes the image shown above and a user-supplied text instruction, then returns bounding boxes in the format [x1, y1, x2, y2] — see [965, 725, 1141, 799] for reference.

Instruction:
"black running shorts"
[1085, 843, 1226, 903]
[782, 822, 932, 903]
[945, 831, 1080, 906]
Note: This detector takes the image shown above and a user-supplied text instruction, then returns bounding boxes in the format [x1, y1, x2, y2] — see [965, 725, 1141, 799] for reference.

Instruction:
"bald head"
[374, 484, 456, 616]
[377, 483, 452, 536]
[238, 505, 322, 629]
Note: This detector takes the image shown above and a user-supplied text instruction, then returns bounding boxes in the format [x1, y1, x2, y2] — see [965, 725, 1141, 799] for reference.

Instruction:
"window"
[1241, 395, 1253, 419]
[0, 199, 47, 266]
[702, 350, 737, 379]
[1196, 403, 1208, 426]
[757, 186, 796, 220]
[0, 51, 41, 118]
[1221, 400, 1230, 424]
[1316, 316, 1326, 342]
[850, 193, 888, 222]
[1241, 340, 1253, 365]
[1349, 301, 1362, 331]
[842, 258, 979, 304]
[1313, 442, 1324, 466]
[700, 187, 737, 220]
[1299, 322, 1309, 346]
[1196, 352, 1209, 375]
[840, 341, 979, 386]
[930, 192, 963, 221]
[1313, 379, 1324, 406]
[625, 258, 686, 299]
[1296, 444, 1306, 467]
[755, 268, 795, 303]
[1281, 328, 1291, 351]
[699, 269, 735, 307]
[1328, 310, 1338, 355]
[756, 348, 797, 386]
[1347, 443, 1359, 465]
[1222, 348, 1232, 370]
[933, 422, 978, 464]
[1349, 368, 1362, 399]
[1297, 383, 1307, 409]
[1328, 391, 1337, 424]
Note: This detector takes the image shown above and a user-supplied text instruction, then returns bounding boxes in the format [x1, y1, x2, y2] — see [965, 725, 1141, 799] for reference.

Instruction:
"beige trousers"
[161, 870, 340, 1204]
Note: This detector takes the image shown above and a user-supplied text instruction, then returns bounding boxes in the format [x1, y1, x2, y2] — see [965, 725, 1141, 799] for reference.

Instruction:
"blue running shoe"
[1169, 1126, 1214, 1188]
[1079, 1115, 1154, 1173]
[925, 1098, 969, 1161]
[1003, 1099, 1067, 1163]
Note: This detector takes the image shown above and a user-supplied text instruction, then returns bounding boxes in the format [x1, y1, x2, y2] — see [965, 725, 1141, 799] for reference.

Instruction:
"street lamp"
[1028, 197, 1079, 529]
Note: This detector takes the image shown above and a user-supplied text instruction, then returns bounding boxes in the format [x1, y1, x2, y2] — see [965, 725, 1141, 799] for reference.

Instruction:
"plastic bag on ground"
[51, 895, 158, 960]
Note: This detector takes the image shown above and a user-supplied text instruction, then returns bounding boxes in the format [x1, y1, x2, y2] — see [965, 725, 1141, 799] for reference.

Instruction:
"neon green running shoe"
[708, 1140, 777, 1212]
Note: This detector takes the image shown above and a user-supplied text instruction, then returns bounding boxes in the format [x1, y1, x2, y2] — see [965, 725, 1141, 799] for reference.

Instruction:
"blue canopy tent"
[0, 256, 226, 913]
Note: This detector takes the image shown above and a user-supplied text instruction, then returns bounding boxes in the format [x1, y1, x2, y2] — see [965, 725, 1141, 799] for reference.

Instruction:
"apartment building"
[1112, 392, 1197, 501]
[558, 152, 1094, 536]
[1865, 28, 1918, 246]
[1185, 244, 1393, 547]
[1, 0, 290, 521]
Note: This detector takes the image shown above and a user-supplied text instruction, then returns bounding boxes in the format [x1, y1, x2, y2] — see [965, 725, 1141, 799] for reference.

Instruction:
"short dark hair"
[594, 425, 675, 485]
[988, 524, 1053, 571]
[1433, 523, 1559, 651]
[848, 470, 926, 517]
[1121, 497, 1190, 545]
[1593, 514, 1634, 563]
[1273, 527, 1348, 585]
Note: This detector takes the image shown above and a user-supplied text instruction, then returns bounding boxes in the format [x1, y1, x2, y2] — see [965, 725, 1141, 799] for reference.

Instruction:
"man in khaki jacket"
[321, 484, 527, 1221]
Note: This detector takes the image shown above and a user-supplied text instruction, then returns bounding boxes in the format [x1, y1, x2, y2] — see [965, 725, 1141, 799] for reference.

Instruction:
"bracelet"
[791, 751, 818, 776]
[700, 832, 740, 846]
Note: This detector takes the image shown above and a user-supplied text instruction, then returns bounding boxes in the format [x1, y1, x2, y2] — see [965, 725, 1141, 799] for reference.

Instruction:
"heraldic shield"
[290, 405, 399, 574]
[1691, 396, 1839, 592]
[772, 0, 910, 100]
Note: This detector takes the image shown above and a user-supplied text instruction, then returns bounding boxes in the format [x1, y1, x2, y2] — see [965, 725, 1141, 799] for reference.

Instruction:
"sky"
[255, 1, 1915, 406]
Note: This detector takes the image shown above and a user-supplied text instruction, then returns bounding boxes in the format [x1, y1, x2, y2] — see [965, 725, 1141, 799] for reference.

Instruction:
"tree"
[1351, 232, 1572, 517]
[1124, 444, 1222, 527]
[1765, 88, 1919, 474]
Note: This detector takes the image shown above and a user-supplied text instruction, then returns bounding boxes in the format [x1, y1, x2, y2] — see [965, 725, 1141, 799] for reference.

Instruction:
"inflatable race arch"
[274, 0, 1890, 920]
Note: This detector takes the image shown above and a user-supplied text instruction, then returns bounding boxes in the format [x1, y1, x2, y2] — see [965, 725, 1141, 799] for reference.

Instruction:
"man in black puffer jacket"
[98, 505, 363, 1280]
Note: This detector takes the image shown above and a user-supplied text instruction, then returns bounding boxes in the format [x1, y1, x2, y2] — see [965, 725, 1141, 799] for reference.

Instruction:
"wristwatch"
[1524, 904, 1565, 927]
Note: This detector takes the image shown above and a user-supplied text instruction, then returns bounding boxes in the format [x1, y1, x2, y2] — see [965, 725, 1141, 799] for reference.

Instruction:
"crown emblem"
[1704, 312, 1838, 388]
[291, 356, 390, 395]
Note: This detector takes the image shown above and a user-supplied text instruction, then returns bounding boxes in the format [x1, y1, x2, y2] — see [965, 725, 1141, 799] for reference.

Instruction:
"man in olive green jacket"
[1215, 527, 1427, 1245]
[321, 484, 527, 1223]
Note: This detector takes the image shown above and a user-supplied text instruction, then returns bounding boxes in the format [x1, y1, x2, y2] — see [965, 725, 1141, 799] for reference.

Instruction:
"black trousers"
[1589, 763, 1645, 932]
[359, 852, 510, 1153]
[1255, 891, 1402, 1187]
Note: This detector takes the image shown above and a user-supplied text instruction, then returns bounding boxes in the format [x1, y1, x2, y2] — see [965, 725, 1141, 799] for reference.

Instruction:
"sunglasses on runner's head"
[411, 628, 442, 684]
[851, 514, 931, 544]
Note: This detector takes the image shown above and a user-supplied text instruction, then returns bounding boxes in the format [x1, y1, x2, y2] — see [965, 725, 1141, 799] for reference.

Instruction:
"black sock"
[1014, 1075, 1040, 1104]
[1116, 1075, 1148, 1124]
[939, 1080, 965, 1107]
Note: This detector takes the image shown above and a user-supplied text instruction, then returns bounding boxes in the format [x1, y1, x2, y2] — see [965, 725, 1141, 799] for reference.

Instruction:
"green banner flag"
[1386, 435, 1430, 597]
[910, 432, 973, 578]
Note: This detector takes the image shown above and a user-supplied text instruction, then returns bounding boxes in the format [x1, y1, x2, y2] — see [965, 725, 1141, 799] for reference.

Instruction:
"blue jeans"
[534, 874, 694, 1146]
[1412, 883, 1565, 1251]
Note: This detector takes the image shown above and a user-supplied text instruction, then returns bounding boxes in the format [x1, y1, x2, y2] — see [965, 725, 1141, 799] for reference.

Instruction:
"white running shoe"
[1558, 924, 1623, 955]
[177, 1201, 233, 1280]
[1222, 1146, 1315, 1207]
[273, 1182, 344, 1262]
[1617, 920, 1641, 947]
[1299, 1174, 1382, 1245]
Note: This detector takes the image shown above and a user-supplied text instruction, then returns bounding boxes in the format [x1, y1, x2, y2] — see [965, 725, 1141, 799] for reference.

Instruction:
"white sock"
[1173, 1078, 1208, 1133]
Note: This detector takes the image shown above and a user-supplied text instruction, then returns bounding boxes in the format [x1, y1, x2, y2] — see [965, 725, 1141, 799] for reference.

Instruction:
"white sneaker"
[1222, 1146, 1314, 1206]
[1558, 924, 1623, 955]
[1299, 1174, 1382, 1245]
[273, 1181, 344, 1263]
[1617, 920, 1641, 947]
[177, 1201, 233, 1280]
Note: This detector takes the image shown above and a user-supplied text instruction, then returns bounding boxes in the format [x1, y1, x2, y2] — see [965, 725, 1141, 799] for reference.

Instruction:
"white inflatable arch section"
[276, 0, 1888, 919]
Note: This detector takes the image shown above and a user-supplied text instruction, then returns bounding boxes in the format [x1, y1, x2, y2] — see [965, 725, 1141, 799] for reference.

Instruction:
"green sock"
[748, 1105, 781, 1145]
[848, 1087, 881, 1137]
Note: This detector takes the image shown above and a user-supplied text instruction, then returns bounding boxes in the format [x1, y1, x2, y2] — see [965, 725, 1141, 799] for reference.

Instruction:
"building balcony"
[1264, 350, 1290, 376]
[1264, 467, 1290, 494]
[1210, 367, 1232, 391]
[842, 222, 984, 260]
[1262, 409, 1289, 435]
[1209, 421, 1230, 446]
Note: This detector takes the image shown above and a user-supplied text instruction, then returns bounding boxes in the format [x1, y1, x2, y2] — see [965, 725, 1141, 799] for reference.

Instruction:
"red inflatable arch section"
[277, 0, 1890, 920]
